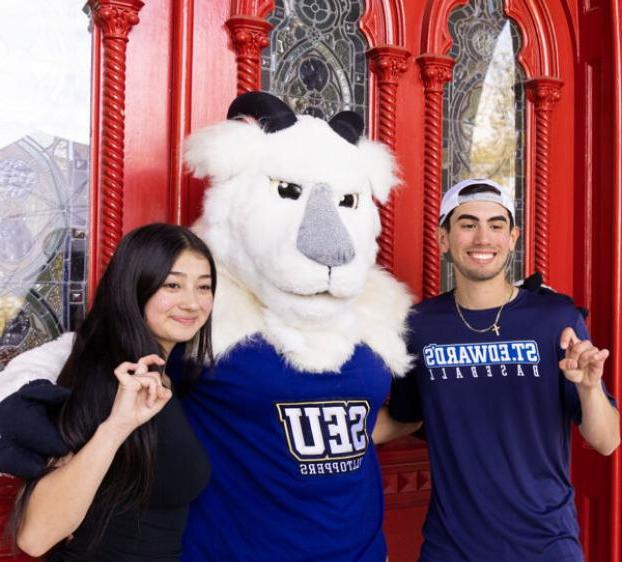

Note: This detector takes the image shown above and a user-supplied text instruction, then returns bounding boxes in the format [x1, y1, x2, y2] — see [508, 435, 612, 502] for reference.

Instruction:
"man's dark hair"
[440, 183, 515, 231]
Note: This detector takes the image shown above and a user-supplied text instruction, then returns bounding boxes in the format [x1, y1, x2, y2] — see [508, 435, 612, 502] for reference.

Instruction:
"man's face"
[437, 200, 520, 283]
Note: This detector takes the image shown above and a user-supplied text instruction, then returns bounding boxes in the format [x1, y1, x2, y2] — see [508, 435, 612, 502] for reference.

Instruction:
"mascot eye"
[339, 194, 359, 209]
[270, 178, 303, 200]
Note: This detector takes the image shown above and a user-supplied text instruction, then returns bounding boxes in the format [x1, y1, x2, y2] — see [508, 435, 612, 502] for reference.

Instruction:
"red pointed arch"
[230, 0, 274, 18]
[420, 0, 564, 78]
[360, 0, 406, 48]
[505, 0, 561, 77]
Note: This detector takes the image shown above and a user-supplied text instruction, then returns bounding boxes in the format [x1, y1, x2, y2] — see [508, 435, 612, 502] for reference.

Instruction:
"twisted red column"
[416, 55, 454, 298]
[368, 46, 410, 273]
[226, 15, 272, 95]
[89, 0, 143, 277]
[525, 78, 563, 284]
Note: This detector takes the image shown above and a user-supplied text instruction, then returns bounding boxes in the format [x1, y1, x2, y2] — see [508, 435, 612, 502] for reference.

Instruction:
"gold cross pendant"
[491, 324, 500, 336]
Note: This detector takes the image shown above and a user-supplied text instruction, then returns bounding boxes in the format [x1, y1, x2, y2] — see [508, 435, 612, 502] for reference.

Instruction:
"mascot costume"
[0, 92, 413, 560]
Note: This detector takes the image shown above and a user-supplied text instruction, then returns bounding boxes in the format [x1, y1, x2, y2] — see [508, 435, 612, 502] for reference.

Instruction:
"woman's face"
[144, 249, 214, 355]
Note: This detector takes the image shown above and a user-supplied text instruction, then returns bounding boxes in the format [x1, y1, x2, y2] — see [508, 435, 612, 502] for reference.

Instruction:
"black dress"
[49, 394, 210, 561]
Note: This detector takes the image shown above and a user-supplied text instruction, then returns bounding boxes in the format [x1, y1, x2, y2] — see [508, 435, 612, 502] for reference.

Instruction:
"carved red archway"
[418, 0, 564, 295]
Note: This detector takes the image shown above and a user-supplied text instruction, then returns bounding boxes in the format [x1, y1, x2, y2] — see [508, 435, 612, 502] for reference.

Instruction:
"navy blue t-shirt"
[390, 289, 615, 562]
[176, 336, 391, 562]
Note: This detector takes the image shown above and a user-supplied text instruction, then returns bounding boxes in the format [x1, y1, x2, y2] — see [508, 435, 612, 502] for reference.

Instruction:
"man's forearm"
[578, 385, 621, 456]
[372, 406, 421, 445]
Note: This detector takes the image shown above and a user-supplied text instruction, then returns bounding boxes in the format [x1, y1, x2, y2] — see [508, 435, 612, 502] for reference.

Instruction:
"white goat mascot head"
[184, 92, 411, 374]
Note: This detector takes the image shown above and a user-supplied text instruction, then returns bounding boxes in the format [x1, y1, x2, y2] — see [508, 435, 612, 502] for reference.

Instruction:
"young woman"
[13, 223, 216, 561]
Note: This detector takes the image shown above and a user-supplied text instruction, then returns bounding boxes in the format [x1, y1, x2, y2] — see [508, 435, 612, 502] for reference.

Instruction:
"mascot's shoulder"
[353, 266, 414, 377]
[212, 264, 414, 376]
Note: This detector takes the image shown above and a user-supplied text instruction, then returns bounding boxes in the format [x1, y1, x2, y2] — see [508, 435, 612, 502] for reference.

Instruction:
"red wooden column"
[88, 0, 144, 280]
[416, 54, 454, 298]
[368, 45, 411, 272]
[525, 77, 563, 284]
[609, 3, 622, 560]
[225, 15, 272, 95]
[169, 0, 195, 225]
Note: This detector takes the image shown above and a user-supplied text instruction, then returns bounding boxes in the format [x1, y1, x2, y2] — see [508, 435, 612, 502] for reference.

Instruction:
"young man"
[382, 178, 620, 562]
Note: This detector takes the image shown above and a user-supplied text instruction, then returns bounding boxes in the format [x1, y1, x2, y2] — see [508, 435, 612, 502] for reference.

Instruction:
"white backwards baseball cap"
[439, 178, 515, 225]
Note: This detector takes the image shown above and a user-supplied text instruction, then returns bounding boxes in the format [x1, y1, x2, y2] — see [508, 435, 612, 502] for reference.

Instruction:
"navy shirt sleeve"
[166, 343, 186, 386]
[388, 372, 423, 423]
[388, 307, 424, 423]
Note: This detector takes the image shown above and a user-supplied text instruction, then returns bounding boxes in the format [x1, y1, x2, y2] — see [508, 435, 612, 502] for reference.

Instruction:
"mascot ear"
[184, 92, 296, 181]
[357, 138, 401, 204]
[227, 91, 297, 133]
[329, 111, 364, 145]
[184, 120, 265, 180]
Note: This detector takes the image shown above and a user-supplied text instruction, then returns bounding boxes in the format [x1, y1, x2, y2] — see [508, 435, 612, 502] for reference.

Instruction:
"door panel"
[572, 2, 619, 561]
[1, 1, 620, 561]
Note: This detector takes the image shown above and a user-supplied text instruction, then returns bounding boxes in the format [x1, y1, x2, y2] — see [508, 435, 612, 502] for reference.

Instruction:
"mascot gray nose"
[296, 184, 356, 267]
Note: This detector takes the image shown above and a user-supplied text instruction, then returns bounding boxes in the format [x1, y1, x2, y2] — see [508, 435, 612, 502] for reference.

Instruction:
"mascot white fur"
[0, 92, 413, 561]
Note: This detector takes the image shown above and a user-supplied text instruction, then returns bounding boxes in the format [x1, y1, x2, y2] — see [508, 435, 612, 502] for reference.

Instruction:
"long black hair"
[13, 223, 217, 550]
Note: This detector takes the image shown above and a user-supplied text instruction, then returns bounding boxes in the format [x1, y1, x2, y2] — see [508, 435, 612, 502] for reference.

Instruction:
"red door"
[1, 1, 621, 561]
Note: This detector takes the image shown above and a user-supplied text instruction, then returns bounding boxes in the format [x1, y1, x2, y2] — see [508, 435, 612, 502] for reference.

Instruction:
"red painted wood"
[572, 1, 621, 560]
[232, 0, 274, 18]
[368, 46, 411, 272]
[169, 0, 195, 225]
[420, 0, 469, 54]
[361, 0, 407, 47]
[0, 476, 37, 560]
[505, 0, 561, 77]
[185, 0, 237, 224]
[368, 47, 411, 149]
[608, 4, 622, 559]
[225, 15, 272, 95]
[127, 0, 175, 229]
[88, 0, 144, 279]
[416, 54, 454, 299]
[88, 24, 103, 306]
[525, 77, 563, 283]
[379, 438, 430, 556]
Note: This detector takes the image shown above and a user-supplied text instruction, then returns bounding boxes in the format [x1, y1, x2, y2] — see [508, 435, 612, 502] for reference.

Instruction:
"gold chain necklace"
[453, 286, 515, 337]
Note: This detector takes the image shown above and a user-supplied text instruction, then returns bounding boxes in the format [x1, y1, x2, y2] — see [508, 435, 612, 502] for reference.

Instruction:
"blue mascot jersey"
[175, 337, 391, 562]
[390, 289, 616, 562]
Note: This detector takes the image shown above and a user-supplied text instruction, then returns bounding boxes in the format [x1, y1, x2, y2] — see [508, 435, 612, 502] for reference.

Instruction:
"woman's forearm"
[16, 421, 130, 557]
[17, 359, 170, 557]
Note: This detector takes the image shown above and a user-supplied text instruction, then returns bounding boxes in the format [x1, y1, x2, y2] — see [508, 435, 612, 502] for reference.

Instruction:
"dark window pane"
[262, 0, 368, 126]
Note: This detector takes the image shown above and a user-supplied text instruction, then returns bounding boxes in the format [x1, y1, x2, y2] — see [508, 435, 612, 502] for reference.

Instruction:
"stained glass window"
[0, 2, 91, 369]
[442, 0, 526, 289]
[262, 0, 368, 125]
